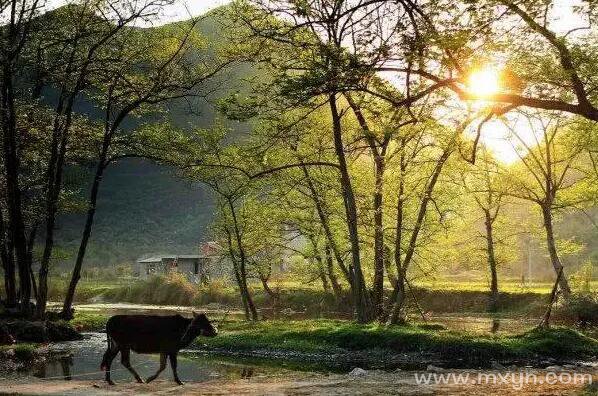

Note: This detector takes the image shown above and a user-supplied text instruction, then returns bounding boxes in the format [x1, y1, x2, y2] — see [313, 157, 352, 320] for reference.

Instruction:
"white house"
[136, 242, 231, 283]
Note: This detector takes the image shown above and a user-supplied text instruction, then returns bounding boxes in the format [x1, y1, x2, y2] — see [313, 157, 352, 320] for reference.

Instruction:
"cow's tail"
[100, 334, 112, 371]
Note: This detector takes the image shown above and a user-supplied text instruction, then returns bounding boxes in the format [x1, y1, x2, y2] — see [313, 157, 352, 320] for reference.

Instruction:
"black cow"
[100, 312, 217, 385]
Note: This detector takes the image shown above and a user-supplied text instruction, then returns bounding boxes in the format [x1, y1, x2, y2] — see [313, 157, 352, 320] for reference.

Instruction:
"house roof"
[137, 255, 202, 263]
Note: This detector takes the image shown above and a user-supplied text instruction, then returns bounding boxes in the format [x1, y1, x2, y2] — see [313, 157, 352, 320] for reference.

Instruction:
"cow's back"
[106, 315, 190, 353]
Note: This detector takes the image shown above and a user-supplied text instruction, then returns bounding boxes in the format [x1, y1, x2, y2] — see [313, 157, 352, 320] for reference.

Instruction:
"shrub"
[105, 273, 198, 306]
[555, 293, 598, 326]
[15, 343, 38, 359]
[194, 279, 238, 306]
[571, 260, 595, 293]
[70, 312, 109, 331]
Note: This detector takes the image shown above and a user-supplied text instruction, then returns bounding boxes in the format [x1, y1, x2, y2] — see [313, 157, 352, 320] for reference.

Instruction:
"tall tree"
[502, 112, 593, 295]
[60, 12, 230, 318]
[386, 121, 458, 323]
[229, 0, 431, 322]
[0, 0, 45, 316]
[32, 0, 179, 319]
[458, 148, 508, 311]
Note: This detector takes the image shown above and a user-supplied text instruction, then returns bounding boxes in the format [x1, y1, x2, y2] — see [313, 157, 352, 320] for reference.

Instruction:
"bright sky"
[155, 0, 230, 23]
[455, 0, 586, 164]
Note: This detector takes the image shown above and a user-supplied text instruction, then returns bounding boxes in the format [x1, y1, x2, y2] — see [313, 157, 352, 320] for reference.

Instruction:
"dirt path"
[1, 369, 596, 395]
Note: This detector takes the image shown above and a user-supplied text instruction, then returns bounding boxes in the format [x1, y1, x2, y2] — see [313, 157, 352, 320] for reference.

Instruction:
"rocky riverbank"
[0, 320, 83, 343]
[0, 319, 82, 373]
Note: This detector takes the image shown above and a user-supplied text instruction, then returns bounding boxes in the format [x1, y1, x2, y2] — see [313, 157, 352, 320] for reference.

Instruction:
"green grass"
[0, 277, 129, 304]
[70, 312, 109, 331]
[197, 319, 598, 366]
[0, 343, 38, 360]
[92, 276, 550, 315]
[413, 279, 598, 294]
[6, 274, 588, 317]
[46, 278, 130, 303]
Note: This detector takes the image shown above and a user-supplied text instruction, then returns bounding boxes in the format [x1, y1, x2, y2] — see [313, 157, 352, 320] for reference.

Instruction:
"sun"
[467, 68, 501, 98]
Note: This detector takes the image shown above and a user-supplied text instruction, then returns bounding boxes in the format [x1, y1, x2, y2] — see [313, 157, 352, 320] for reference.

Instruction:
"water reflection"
[33, 356, 73, 380]
[60, 356, 73, 380]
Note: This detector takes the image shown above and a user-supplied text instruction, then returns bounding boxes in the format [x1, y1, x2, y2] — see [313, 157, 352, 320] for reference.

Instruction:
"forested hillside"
[55, 161, 214, 266]
[52, 7, 247, 267]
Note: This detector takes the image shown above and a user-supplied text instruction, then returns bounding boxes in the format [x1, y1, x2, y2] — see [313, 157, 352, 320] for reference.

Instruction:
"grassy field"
[46, 278, 132, 303]
[17, 275, 596, 302]
[8, 274, 594, 318]
[413, 279, 598, 294]
[196, 319, 598, 369]
[95, 276, 556, 315]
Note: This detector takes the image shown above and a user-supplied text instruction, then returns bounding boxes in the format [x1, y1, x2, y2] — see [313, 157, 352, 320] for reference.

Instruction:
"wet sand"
[1, 369, 596, 395]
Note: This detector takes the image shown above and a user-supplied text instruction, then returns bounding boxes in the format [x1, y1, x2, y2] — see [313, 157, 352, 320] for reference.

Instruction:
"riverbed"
[1, 330, 596, 395]
[1, 303, 596, 395]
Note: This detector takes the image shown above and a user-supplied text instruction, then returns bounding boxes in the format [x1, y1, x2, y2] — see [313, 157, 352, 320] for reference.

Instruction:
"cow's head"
[181, 312, 218, 346]
[193, 312, 218, 337]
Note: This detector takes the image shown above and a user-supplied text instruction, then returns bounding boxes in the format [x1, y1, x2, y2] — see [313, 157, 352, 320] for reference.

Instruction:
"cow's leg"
[121, 348, 144, 383]
[169, 352, 183, 385]
[101, 341, 119, 385]
[146, 353, 167, 383]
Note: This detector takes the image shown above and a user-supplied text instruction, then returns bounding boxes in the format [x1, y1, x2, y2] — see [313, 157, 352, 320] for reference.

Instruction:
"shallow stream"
[2, 332, 299, 384]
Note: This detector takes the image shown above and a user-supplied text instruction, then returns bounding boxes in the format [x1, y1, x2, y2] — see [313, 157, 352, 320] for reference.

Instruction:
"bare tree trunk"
[37, 111, 73, 319]
[0, 209, 17, 308]
[319, 268, 330, 293]
[239, 262, 257, 320]
[345, 93, 386, 317]
[325, 244, 343, 299]
[329, 93, 373, 323]
[1, 50, 31, 318]
[484, 209, 499, 312]
[315, 253, 330, 293]
[27, 227, 38, 302]
[541, 204, 571, 295]
[223, 221, 251, 320]
[258, 271, 278, 300]
[383, 146, 405, 324]
[219, 211, 251, 321]
[388, 148, 451, 324]
[371, 154, 385, 317]
[61, 149, 108, 319]
[307, 234, 331, 294]
[231, 256, 250, 320]
[300, 163, 351, 283]
[538, 267, 563, 328]
[384, 244, 397, 288]
[227, 199, 258, 321]
[389, 269, 408, 324]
